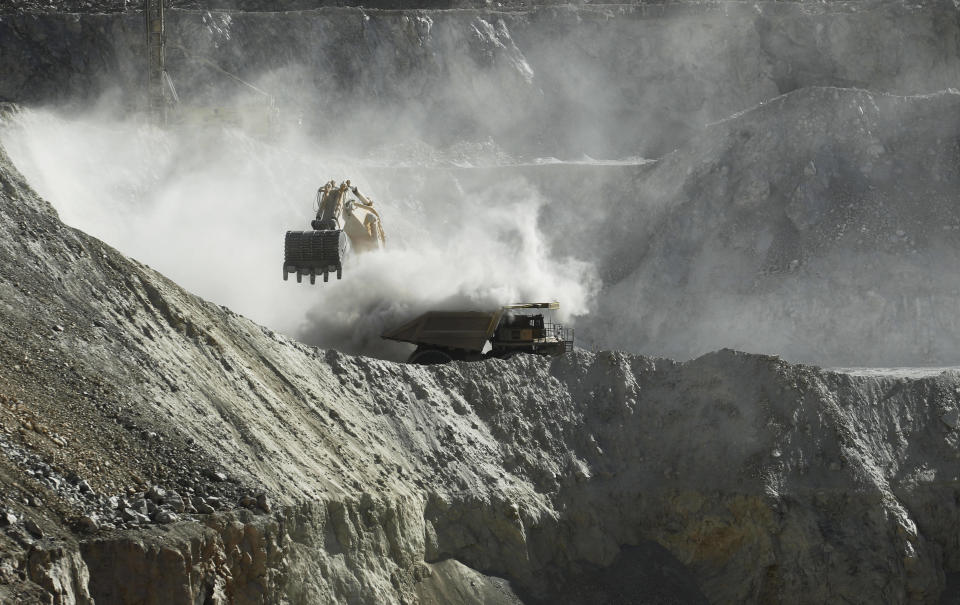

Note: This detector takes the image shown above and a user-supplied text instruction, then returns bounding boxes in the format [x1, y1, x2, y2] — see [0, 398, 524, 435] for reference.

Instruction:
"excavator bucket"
[284, 180, 385, 284]
[283, 229, 348, 283]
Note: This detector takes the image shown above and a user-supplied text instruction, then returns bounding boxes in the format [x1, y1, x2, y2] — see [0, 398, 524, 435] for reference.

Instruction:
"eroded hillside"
[2, 138, 960, 603]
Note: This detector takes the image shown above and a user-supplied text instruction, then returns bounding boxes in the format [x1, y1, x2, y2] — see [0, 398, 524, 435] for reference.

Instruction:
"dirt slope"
[2, 135, 960, 603]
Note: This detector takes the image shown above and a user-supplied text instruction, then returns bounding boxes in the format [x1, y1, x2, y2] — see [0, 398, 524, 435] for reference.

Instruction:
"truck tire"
[408, 348, 454, 365]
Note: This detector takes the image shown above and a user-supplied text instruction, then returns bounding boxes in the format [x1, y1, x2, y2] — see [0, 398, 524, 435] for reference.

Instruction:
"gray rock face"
[2, 2, 960, 157]
[2, 135, 960, 602]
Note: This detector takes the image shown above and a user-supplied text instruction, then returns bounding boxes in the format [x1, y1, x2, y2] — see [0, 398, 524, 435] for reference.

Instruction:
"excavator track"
[283, 230, 348, 283]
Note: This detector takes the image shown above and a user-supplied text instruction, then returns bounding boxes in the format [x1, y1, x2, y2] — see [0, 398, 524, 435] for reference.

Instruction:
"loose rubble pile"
[0, 398, 272, 534]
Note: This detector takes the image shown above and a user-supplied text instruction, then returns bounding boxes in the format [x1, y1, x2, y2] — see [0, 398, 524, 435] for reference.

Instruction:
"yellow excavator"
[283, 180, 386, 283]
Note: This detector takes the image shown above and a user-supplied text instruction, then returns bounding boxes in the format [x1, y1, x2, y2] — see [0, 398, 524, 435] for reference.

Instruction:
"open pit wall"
[3, 1, 960, 157]
[1, 140, 960, 603]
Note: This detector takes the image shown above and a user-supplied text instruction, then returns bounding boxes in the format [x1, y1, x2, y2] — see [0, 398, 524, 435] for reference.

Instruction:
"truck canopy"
[502, 302, 559, 310]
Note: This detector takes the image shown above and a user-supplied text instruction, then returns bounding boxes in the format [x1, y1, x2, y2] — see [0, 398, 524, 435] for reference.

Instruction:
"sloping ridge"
[2, 134, 960, 603]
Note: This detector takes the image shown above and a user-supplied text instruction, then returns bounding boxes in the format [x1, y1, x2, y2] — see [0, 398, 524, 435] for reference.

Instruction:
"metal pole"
[144, 0, 166, 124]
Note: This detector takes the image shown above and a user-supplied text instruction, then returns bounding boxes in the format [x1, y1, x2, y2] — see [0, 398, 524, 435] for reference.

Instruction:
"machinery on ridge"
[382, 302, 574, 364]
[283, 180, 386, 283]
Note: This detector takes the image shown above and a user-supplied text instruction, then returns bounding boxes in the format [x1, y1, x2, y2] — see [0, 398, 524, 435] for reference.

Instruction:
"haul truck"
[382, 302, 574, 364]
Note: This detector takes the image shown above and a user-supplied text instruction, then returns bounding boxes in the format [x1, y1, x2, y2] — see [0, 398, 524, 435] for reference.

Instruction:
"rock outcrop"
[2, 135, 960, 602]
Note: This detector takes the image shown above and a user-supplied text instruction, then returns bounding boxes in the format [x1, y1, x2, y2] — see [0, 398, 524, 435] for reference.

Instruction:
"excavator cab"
[283, 180, 385, 284]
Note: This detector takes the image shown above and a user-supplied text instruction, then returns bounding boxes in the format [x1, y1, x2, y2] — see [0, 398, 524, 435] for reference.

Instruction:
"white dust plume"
[0, 107, 597, 360]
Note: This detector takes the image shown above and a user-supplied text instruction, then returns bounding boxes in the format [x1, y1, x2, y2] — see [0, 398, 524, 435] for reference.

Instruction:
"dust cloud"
[7, 7, 956, 367]
[0, 105, 598, 360]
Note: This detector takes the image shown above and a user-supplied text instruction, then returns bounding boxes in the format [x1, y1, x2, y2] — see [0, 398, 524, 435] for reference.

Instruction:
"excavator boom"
[283, 180, 386, 284]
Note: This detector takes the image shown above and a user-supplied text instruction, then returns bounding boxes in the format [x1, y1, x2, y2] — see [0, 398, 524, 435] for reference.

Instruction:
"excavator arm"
[283, 180, 386, 284]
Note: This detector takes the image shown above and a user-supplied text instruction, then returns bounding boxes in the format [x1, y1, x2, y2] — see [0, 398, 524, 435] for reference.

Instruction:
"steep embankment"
[3, 137, 960, 603]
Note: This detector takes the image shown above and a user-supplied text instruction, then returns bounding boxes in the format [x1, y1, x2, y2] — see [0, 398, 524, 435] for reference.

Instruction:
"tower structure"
[144, 0, 168, 122]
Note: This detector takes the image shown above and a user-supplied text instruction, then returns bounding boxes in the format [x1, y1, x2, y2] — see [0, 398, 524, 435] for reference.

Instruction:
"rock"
[239, 495, 256, 510]
[77, 480, 91, 494]
[146, 485, 165, 503]
[941, 409, 959, 430]
[195, 501, 214, 514]
[120, 508, 149, 525]
[133, 499, 149, 516]
[24, 518, 43, 538]
[165, 491, 185, 513]
[26, 545, 92, 603]
[154, 510, 178, 524]
[256, 493, 271, 513]
[0, 510, 17, 526]
[204, 497, 221, 510]
[79, 514, 98, 532]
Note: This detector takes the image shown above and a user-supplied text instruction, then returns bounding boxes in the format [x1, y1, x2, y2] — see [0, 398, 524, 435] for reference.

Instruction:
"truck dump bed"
[382, 310, 503, 353]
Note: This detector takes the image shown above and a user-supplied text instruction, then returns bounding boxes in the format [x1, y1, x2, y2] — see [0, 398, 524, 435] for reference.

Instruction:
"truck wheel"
[408, 348, 454, 365]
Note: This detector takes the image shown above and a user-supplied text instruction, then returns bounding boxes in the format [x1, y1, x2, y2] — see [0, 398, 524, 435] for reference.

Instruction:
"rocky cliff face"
[2, 2, 960, 157]
[2, 136, 960, 603]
